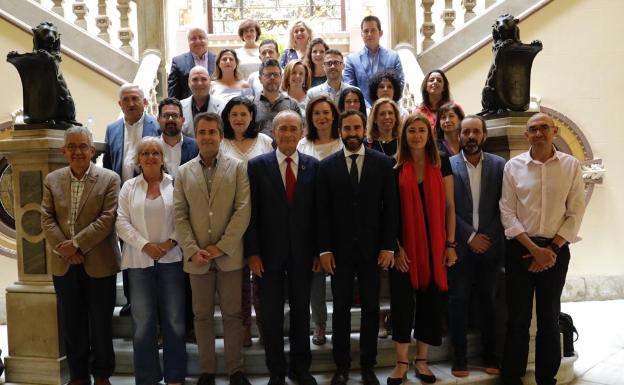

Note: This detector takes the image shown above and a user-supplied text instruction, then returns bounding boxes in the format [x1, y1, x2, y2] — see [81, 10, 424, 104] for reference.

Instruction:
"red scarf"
[398, 160, 448, 291]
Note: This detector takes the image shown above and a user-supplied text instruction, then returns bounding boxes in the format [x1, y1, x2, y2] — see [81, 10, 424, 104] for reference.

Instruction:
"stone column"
[482, 112, 534, 159]
[136, 0, 168, 98]
[0, 127, 104, 384]
[388, 0, 417, 52]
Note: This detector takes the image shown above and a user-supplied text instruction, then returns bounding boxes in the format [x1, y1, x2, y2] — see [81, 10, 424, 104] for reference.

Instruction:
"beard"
[342, 135, 363, 152]
[163, 123, 180, 137]
[461, 139, 483, 155]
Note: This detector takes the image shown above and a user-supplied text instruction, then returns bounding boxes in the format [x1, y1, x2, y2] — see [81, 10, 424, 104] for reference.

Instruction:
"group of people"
[40, 14, 586, 385]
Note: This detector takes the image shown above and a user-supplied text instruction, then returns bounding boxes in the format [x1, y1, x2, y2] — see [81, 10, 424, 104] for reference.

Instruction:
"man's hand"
[157, 240, 176, 253]
[378, 250, 395, 269]
[55, 240, 77, 258]
[312, 257, 322, 273]
[191, 250, 212, 266]
[205, 245, 224, 259]
[63, 252, 85, 265]
[530, 246, 556, 269]
[394, 247, 409, 272]
[468, 233, 492, 254]
[142, 243, 167, 260]
[248, 255, 264, 277]
[320, 253, 336, 275]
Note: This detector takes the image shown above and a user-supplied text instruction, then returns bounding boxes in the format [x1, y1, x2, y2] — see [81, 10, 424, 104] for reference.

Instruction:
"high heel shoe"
[414, 358, 436, 384]
[386, 361, 408, 385]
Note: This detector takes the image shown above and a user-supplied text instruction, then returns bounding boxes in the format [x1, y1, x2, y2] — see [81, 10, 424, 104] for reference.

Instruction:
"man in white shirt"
[181, 66, 224, 138]
[448, 116, 506, 377]
[158, 98, 199, 178]
[306, 49, 349, 105]
[499, 113, 586, 385]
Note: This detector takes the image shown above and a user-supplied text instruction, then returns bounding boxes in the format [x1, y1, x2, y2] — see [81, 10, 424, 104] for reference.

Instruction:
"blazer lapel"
[455, 157, 472, 200]
[478, 155, 490, 217]
[359, 49, 369, 75]
[267, 153, 288, 202]
[208, 156, 229, 206]
[76, 170, 98, 217]
[190, 159, 211, 204]
[293, 153, 310, 203]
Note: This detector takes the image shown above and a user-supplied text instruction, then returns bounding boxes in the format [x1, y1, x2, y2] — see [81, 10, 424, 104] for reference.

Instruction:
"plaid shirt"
[69, 164, 91, 237]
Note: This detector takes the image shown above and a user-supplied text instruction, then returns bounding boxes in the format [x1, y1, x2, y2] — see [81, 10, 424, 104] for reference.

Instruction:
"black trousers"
[502, 239, 570, 385]
[258, 260, 312, 377]
[389, 268, 445, 346]
[447, 251, 499, 362]
[331, 248, 380, 369]
[52, 265, 117, 380]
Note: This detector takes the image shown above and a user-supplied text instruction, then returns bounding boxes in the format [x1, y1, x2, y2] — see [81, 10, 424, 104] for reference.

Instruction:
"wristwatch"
[446, 240, 458, 248]
[549, 243, 561, 254]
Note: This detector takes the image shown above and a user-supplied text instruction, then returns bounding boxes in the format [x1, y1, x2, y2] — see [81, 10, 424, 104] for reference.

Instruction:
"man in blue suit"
[448, 115, 506, 377]
[343, 16, 404, 108]
[103, 83, 160, 316]
[245, 110, 318, 385]
[157, 97, 199, 178]
[318, 110, 398, 385]
[168, 27, 217, 100]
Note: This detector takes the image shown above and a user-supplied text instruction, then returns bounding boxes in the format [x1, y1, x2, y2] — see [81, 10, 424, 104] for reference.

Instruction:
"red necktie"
[285, 157, 296, 204]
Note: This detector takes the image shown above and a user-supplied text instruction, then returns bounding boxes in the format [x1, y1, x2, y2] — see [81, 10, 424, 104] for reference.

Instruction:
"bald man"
[180, 66, 224, 137]
[168, 27, 216, 100]
[499, 113, 585, 385]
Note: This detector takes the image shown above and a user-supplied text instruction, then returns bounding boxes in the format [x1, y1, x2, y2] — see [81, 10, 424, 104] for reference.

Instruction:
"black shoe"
[230, 371, 252, 385]
[330, 369, 349, 385]
[268, 375, 285, 385]
[501, 376, 523, 385]
[451, 355, 469, 377]
[119, 303, 131, 316]
[197, 373, 216, 385]
[361, 367, 380, 385]
[386, 361, 408, 385]
[414, 359, 436, 384]
[289, 371, 317, 385]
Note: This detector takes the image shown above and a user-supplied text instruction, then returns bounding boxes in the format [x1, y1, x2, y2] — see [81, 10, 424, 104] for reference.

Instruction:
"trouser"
[502, 239, 570, 385]
[190, 267, 244, 374]
[258, 261, 312, 376]
[331, 248, 380, 369]
[447, 250, 499, 362]
[53, 265, 116, 380]
[310, 271, 327, 324]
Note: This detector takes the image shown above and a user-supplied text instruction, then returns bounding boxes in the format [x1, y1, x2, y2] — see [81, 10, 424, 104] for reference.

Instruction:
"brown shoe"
[94, 378, 111, 385]
[312, 323, 326, 345]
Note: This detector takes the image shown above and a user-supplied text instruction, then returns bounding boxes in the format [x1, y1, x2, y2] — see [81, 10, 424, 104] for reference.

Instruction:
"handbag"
[559, 312, 578, 357]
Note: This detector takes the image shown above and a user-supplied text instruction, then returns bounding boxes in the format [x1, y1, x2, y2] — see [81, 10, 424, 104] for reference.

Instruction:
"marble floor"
[1, 300, 623, 385]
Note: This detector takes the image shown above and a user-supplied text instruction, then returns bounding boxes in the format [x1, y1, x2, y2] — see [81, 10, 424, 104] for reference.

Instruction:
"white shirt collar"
[124, 112, 145, 129]
[461, 150, 484, 166]
[161, 133, 183, 148]
[276, 149, 299, 165]
[70, 162, 92, 181]
[343, 144, 365, 158]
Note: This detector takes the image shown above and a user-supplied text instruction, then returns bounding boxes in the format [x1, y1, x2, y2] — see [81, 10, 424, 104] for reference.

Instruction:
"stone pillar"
[482, 112, 534, 160]
[388, 0, 417, 52]
[136, 0, 168, 98]
[0, 127, 104, 384]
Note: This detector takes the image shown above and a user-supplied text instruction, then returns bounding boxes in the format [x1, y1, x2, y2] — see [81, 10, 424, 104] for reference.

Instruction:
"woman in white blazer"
[116, 136, 186, 385]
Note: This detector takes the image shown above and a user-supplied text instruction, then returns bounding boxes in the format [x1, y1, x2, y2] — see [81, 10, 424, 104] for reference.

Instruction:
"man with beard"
[306, 49, 350, 104]
[158, 98, 199, 178]
[181, 66, 224, 138]
[448, 115, 506, 377]
[317, 110, 398, 385]
[499, 113, 585, 385]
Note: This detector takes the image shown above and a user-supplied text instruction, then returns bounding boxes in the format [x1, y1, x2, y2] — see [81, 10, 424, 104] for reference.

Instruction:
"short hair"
[305, 95, 340, 141]
[369, 70, 403, 103]
[397, 113, 441, 168]
[259, 59, 281, 75]
[337, 86, 367, 116]
[259, 39, 279, 56]
[158, 97, 183, 117]
[64, 126, 94, 147]
[237, 19, 261, 42]
[338, 109, 367, 129]
[272, 110, 303, 131]
[193, 112, 224, 137]
[213, 49, 242, 80]
[420, 69, 451, 109]
[435, 102, 465, 139]
[361, 15, 382, 31]
[281, 60, 312, 93]
[118, 83, 144, 100]
[187, 27, 206, 40]
[367, 98, 401, 141]
[304, 37, 329, 75]
[461, 114, 488, 133]
[288, 20, 313, 49]
[324, 48, 343, 59]
[221, 96, 259, 140]
[134, 136, 167, 170]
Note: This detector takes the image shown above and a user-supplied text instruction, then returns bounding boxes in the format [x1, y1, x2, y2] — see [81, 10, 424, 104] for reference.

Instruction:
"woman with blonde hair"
[211, 48, 251, 102]
[387, 113, 457, 385]
[366, 98, 401, 163]
[280, 20, 313, 67]
[281, 60, 311, 117]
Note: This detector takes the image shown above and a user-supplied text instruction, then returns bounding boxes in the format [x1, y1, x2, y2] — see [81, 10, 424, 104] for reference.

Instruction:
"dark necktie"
[285, 157, 296, 204]
[349, 154, 359, 192]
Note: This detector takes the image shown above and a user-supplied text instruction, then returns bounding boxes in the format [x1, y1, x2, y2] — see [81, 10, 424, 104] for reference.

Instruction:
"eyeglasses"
[64, 144, 91, 152]
[262, 72, 281, 79]
[161, 113, 181, 120]
[527, 124, 551, 134]
[323, 60, 343, 67]
[140, 151, 162, 157]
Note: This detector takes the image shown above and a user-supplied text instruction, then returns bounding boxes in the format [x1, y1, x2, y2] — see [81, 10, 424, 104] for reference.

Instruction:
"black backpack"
[559, 312, 578, 357]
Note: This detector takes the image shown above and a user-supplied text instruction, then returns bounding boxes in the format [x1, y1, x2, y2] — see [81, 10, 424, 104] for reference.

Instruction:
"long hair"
[281, 60, 312, 93]
[287, 20, 313, 49]
[435, 102, 465, 139]
[367, 98, 400, 141]
[420, 69, 451, 109]
[396, 113, 441, 168]
[213, 48, 242, 80]
[337, 86, 367, 116]
[305, 95, 340, 141]
[304, 37, 329, 75]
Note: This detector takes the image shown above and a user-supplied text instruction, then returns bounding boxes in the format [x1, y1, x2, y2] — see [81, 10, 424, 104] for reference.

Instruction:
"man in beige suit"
[41, 126, 121, 385]
[174, 112, 251, 385]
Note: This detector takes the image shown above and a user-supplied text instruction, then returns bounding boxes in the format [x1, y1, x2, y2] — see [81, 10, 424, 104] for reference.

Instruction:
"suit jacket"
[180, 135, 199, 165]
[41, 165, 121, 278]
[168, 51, 217, 100]
[102, 114, 160, 179]
[450, 152, 506, 261]
[317, 148, 398, 262]
[343, 46, 405, 107]
[174, 152, 250, 274]
[244, 151, 319, 271]
[180, 94, 224, 138]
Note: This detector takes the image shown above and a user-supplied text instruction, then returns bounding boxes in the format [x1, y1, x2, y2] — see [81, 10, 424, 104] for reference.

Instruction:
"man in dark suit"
[158, 97, 199, 178]
[318, 110, 398, 385]
[168, 27, 216, 100]
[245, 110, 319, 385]
[448, 115, 506, 377]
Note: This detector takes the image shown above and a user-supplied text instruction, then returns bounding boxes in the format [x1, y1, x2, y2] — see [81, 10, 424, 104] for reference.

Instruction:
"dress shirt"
[199, 153, 219, 199]
[364, 46, 380, 77]
[161, 134, 183, 178]
[306, 80, 349, 104]
[192, 51, 208, 69]
[69, 163, 92, 238]
[191, 96, 210, 119]
[122, 113, 145, 182]
[499, 148, 585, 243]
[462, 151, 483, 243]
[343, 145, 365, 182]
[275, 149, 299, 186]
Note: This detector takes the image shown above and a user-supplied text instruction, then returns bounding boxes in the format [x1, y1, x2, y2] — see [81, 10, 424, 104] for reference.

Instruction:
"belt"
[530, 236, 553, 247]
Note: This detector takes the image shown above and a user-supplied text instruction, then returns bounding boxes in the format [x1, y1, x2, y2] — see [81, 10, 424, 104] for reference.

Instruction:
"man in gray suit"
[174, 112, 251, 385]
[181, 66, 224, 138]
[448, 115, 506, 377]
